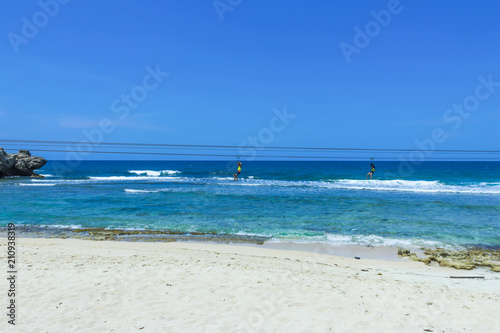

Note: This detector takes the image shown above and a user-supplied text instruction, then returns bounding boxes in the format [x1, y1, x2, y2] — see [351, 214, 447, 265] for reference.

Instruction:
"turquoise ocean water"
[1, 161, 499, 250]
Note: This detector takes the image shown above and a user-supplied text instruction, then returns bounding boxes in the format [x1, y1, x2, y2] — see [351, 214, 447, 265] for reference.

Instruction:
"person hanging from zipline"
[233, 161, 242, 181]
[366, 162, 375, 179]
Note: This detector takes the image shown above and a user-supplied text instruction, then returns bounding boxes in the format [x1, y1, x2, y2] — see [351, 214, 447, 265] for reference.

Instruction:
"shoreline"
[2, 225, 499, 272]
[257, 241, 406, 261]
[1, 237, 500, 332]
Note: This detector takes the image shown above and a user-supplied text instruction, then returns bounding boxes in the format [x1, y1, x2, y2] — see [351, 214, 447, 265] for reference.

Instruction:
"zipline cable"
[0, 142, 495, 155]
[3, 148, 500, 160]
[1, 139, 500, 154]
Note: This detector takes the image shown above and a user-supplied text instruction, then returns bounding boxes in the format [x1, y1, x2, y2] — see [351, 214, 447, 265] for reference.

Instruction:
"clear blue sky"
[1, 0, 500, 160]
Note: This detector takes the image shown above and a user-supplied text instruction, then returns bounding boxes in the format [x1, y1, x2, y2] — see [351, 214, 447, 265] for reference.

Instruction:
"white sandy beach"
[1, 238, 500, 333]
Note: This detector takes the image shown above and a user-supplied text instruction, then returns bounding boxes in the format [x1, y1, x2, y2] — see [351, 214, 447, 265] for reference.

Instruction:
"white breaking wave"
[19, 183, 57, 187]
[228, 178, 500, 194]
[29, 176, 186, 184]
[128, 170, 181, 176]
[210, 177, 234, 181]
[322, 179, 500, 194]
[124, 189, 162, 193]
[324, 233, 449, 249]
[39, 224, 84, 230]
[268, 233, 456, 250]
[25, 175, 500, 194]
[88, 176, 181, 181]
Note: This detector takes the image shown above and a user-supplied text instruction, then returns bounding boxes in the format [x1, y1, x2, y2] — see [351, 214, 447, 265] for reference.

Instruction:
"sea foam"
[128, 170, 180, 176]
[124, 189, 162, 193]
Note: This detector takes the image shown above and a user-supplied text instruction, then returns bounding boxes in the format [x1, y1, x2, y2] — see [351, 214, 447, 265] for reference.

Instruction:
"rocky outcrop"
[0, 148, 47, 177]
[398, 247, 500, 272]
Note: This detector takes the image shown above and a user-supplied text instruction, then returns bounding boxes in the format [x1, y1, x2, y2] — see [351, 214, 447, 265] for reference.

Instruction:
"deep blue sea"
[1, 161, 500, 250]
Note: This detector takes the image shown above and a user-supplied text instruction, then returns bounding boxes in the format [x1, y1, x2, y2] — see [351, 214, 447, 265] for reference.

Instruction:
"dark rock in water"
[0, 148, 47, 177]
[31, 173, 45, 179]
